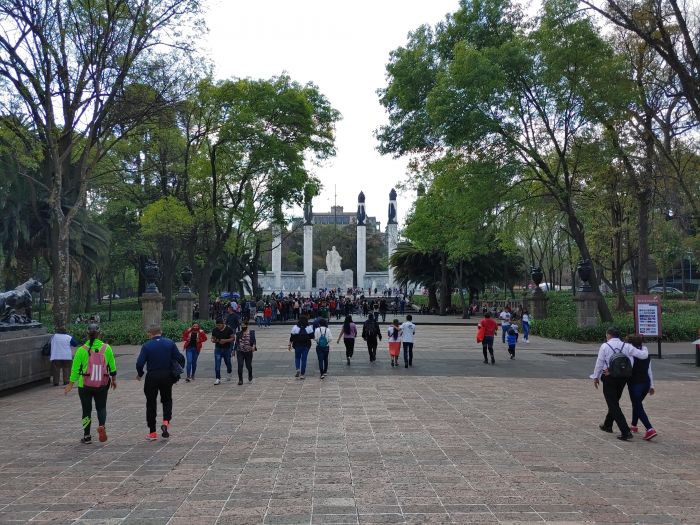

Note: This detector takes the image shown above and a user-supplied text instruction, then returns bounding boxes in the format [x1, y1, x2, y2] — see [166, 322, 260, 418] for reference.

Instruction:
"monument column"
[387, 188, 398, 290]
[271, 224, 282, 290]
[356, 191, 366, 290]
[141, 260, 164, 331]
[303, 196, 314, 292]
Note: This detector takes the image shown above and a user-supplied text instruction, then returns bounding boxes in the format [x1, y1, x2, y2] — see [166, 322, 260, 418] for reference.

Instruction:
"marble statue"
[326, 246, 343, 273]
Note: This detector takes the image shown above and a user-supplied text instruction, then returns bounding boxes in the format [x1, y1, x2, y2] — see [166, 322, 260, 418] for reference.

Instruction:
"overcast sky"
[203, 0, 460, 228]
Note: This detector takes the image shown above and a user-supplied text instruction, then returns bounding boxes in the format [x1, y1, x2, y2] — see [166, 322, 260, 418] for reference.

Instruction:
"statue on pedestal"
[388, 188, 397, 225]
[357, 191, 366, 226]
[326, 246, 343, 274]
[0, 278, 42, 326]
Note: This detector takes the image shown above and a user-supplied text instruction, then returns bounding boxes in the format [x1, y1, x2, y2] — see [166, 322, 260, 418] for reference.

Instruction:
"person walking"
[64, 324, 117, 444]
[314, 318, 332, 379]
[50, 327, 79, 386]
[263, 303, 272, 327]
[521, 310, 531, 342]
[362, 313, 382, 362]
[387, 319, 402, 367]
[626, 335, 657, 440]
[400, 314, 416, 368]
[136, 325, 185, 441]
[211, 318, 235, 385]
[478, 312, 498, 364]
[182, 322, 207, 382]
[336, 315, 357, 366]
[506, 322, 518, 359]
[236, 321, 256, 385]
[590, 327, 649, 441]
[289, 315, 314, 379]
[499, 307, 511, 344]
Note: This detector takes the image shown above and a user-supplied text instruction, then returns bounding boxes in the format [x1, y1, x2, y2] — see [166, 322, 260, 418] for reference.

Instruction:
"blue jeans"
[294, 347, 310, 375]
[214, 347, 232, 379]
[185, 347, 199, 378]
[501, 324, 510, 343]
[316, 347, 329, 375]
[522, 322, 530, 340]
[629, 381, 653, 429]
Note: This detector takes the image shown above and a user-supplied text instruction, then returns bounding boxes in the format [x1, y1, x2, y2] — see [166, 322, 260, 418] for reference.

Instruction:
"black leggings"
[482, 336, 494, 360]
[343, 338, 355, 358]
[237, 351, 253, 381]
[78, 386, 109, 436]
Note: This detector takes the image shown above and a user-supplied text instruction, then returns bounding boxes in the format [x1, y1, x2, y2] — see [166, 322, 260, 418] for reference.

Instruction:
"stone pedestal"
[304, 224, 313, 291]
[141, 292, 164, 331]
[525, 290, 548, 319]
[316, 269, 354, 291]
[0, 326, 50, 391]
[387, 223, 398, 289]
[272, 225, 282, 290]
[176, 291, 196, 323]
[574, 291, 598, 328]
[357, 224, 366, 289]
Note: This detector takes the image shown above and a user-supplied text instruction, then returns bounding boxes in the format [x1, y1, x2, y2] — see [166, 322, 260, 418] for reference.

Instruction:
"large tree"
[0, 0, 202, 325]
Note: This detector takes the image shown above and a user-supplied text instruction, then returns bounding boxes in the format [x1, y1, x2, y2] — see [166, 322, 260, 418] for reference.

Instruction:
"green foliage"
[530, 292, 699, 342]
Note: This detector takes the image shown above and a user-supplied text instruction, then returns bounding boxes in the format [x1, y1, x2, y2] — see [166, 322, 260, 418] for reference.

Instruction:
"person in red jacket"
[263, 304, 273, 327]
[478, 312, 498, 365]
[182, 322, 207, 382]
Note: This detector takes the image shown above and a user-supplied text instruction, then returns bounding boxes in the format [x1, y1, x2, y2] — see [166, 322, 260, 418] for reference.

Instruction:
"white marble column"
[271, 225, 282, 290]
[387, 223, 398, 289]
[357, 224, 366, 290]
[304, 224, 313, 291]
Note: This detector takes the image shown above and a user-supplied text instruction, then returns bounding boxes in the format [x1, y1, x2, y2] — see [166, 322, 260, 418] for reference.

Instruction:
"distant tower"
[387, 188, 398, 290]
[357, 191, 366, 289]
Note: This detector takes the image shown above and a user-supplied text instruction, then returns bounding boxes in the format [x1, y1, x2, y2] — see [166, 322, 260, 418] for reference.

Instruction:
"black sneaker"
[237, 380, 243, 385]
[617, 433, 633, 441]
[405, 363, 408, 368]
[491, 357, 495, 365]
[599, 424, 613, 433]
[483, 359, 488, 364]
[295, 371, 300, 378]
[161, 424, 170, 439]
[80, 435, 92, 444]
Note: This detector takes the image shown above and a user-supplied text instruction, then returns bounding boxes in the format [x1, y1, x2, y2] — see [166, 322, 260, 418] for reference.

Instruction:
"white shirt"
[50, 333, 78, 360]
[400, 321, 416, 343]
[314, 327, 333, 348]
[522, 314, 530, 323]
[589, 338, 649, 380]
[499, 311, 511, 325]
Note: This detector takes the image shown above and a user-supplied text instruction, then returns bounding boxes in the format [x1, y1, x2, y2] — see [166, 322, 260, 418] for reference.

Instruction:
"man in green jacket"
[65, 324, 117, 444]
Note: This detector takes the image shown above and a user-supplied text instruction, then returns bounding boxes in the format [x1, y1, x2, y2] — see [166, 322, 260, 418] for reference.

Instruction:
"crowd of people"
[51, 298, 657, 445]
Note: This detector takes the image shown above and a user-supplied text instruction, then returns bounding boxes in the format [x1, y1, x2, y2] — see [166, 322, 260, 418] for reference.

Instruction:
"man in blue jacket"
[136, 325, 185, 441]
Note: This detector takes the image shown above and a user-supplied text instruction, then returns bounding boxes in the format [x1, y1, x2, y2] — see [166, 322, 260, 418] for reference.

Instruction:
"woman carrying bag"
[236, 321, 256, 385]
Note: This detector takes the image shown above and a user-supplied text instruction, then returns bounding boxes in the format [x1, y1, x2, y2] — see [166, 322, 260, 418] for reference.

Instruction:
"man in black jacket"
[362, 313, 382, 363]
[136, 325, 185, 441]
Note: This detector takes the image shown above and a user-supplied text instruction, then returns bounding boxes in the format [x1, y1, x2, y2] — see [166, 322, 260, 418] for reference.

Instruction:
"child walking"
[387, 319, 402, 367]
[506, 322, 518, 359]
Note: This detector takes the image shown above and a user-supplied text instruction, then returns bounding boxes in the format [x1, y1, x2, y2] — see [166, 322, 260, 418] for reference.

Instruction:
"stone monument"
[141, 259, 164, 331]
[356, 192, 366, 290]
[175, 266, 196, 323]
[303, 195, 313, 291]
[0, 278, 50, 390]
[387, 188, 398, 289]
[573, 259, 598, 327]
[317, 246, 353, 291]
[525, 266, 548, 319]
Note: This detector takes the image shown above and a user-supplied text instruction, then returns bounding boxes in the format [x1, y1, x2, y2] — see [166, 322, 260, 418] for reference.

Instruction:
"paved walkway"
[0, 325, 698, 524]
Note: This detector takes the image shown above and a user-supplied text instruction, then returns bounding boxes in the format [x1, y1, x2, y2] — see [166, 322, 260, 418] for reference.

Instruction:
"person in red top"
[182, 322, 207, 382]
[263, 304, 273, 327]
[478, 312, 498, 365]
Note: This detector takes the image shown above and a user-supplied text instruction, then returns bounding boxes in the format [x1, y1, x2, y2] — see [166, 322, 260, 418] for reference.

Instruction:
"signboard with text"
[634, 295, 662, 338]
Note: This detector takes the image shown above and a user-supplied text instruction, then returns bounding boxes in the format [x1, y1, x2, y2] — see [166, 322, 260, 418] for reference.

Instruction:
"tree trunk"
[96, 272, 103, 305]
[52, 221, 71, 328]
[439, 252, 449, 316]
[84, 276, 92, 313]
[197, 264, 214, 319]
[428, 286, 438, 310]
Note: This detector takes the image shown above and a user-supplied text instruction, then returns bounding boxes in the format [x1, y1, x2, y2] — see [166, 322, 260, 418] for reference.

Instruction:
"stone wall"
[0, 327, 51, 391]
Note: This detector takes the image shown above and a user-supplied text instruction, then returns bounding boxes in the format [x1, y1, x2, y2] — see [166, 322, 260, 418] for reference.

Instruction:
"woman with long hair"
[64, 324, 117, 444]
[289, 315, 314, 379]
[626, 334, 657, 440]
[336, 315, 357, 366]
[236, 321, 256, 385]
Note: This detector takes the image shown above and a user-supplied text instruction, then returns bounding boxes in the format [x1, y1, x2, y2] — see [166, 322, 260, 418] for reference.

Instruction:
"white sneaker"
[214, 379, 221, 385]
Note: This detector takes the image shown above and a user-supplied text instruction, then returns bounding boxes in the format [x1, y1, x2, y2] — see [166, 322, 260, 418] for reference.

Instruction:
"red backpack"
[82, 344, 110, 388]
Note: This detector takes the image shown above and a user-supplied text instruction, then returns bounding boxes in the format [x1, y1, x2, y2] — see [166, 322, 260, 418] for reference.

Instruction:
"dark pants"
[294, 347, 310, 374]
[316, 347, 329, 375]
[144, 371, 173, 433]
[237, 351, 253, 382]
[482, 336, 494, 360]
[508, 344, 516, 356]
[602, 376, 630, 435]
[343, 338, 355, 358]
[185, 347, 199, 378]
[78, 386, 108, 436]
[51, 359, 71, 385]
[629, 381, 653, 430]
[366, 337, 378, 361]
[214, 347, 233, 379]
[403, 342, 414, 365]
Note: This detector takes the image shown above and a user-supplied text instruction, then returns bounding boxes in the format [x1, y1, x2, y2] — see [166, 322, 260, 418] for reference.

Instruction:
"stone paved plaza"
[0, 325, 698, 524]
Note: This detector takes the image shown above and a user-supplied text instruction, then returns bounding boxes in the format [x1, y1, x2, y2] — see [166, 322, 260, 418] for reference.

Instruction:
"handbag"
[41, 336, 53, 357]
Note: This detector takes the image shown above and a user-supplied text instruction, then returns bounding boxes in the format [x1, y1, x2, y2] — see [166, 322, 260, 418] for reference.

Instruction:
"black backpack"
[607, 343, 633, 379]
